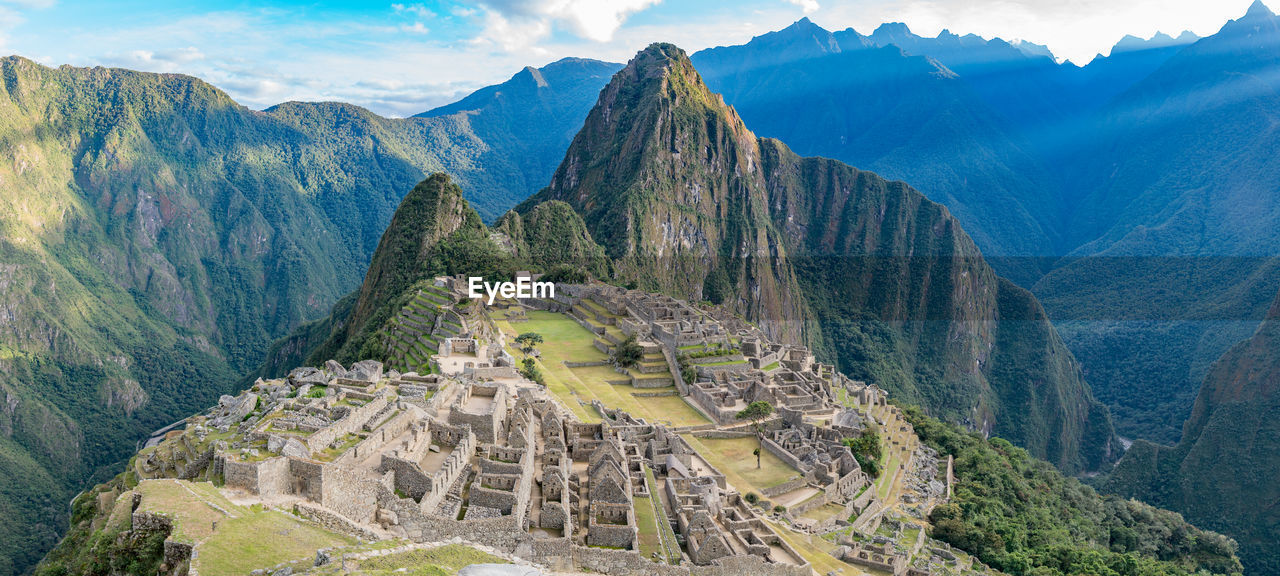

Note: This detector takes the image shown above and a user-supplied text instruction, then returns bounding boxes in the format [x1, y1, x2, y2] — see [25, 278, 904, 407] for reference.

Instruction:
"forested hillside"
[1105, 288, 1280, 575]
[905, 407, 1241, 576]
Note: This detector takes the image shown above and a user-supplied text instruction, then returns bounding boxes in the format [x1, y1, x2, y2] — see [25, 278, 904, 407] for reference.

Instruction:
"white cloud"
[402, 21, 430, 34]
[784, 0, 819, 15]
[101, 46, 205, 72]
[392, 3, 435, 19]
[467, 0, 662, 52]
[0, 0, 55, 9]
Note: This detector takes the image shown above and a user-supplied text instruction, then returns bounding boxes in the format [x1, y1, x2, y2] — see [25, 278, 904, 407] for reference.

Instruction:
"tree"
[520, 357, 544, 385]
[736, 400, 774, 468]
[612, 334, 644, 368]
[842, 427, 883, 478]
[514, 332, 543, 357]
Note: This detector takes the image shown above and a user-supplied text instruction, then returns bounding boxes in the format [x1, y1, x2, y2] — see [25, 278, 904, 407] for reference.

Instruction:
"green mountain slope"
[515, 43, 1117, 473]
[270, 172, 610, 374]
[906, 407, 1241, 576]
[1105, 287, 1280, 575]
[0, 54, 612, 575]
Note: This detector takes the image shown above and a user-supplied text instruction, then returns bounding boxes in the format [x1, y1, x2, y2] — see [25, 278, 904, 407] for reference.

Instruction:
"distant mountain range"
[689, 2, 1280, 451]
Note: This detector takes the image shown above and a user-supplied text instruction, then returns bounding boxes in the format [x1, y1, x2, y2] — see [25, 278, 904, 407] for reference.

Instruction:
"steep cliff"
[521, 44, 811, 345]
[301, 173, 488, 365]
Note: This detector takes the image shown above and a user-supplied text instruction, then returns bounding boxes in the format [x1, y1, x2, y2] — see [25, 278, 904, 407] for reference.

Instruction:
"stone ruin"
[135, 282, 955, 576]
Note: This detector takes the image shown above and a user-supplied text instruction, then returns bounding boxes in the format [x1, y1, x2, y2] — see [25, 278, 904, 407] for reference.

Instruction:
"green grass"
[642, 466, 681, 564]
[634, 495, 662, 557]
[495, 311, 708, 427]
[314, 433, 363, 462]
[348, 544, 508, 576]
[580, 298, 623, 319]
[876, 441, 905, 501]
[800, 502, 845, 524]
[134, 479, 356, 575]
[679, 435, 801, 494]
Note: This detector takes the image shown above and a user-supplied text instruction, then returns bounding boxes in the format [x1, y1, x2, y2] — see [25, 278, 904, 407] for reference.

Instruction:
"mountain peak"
[1109, 30, 1200, 55]
[871, 21, 915, 40]
[1246, 0, 1275, 18]
[626, 42, 692, 78]
[790, 16, 816, 28]
[515, 65, 549, 88]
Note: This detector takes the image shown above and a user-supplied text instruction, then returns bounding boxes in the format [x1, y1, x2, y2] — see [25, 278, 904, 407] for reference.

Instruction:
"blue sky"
[0, 0, 1270, 116]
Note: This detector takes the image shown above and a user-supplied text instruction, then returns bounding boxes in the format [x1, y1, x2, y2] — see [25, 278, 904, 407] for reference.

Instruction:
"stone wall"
[223, 455, 291, 496]
[761, 437, 808, 475]
[321, 464, 379, 523]
[466, 366, 519, 379]
[760, 477, 809, 499]
[382, 454, 432, 500]
[692, 430, 755, 439]
[306, 394, 390, 453]
[335, 408, 418, 467]
[587, 520, 637, 549]
[631, 375, 675, 388]
[294, 501, 382, 541]
[449, 384, 507, 443]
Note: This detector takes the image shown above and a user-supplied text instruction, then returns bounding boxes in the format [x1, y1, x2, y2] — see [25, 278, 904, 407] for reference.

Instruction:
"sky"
[0, 0, 1271, 117]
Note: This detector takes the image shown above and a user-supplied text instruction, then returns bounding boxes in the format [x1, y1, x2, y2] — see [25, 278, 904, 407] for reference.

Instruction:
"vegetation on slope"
[903, 407, 1242, 576]
[269, 174, 612, 375]
[35, 475, 168, 576]
[1104, 288, 1280, 575]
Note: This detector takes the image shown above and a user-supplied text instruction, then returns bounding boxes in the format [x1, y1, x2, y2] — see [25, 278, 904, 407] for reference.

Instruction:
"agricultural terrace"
[493, 309, 709, 427]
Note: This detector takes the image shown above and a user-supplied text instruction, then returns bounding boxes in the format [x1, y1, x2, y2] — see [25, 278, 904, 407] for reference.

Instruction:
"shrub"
[612, 335, 644, 368]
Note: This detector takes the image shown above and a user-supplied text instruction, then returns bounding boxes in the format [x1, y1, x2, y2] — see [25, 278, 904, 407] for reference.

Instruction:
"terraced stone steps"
[382, 287, 463, 373]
